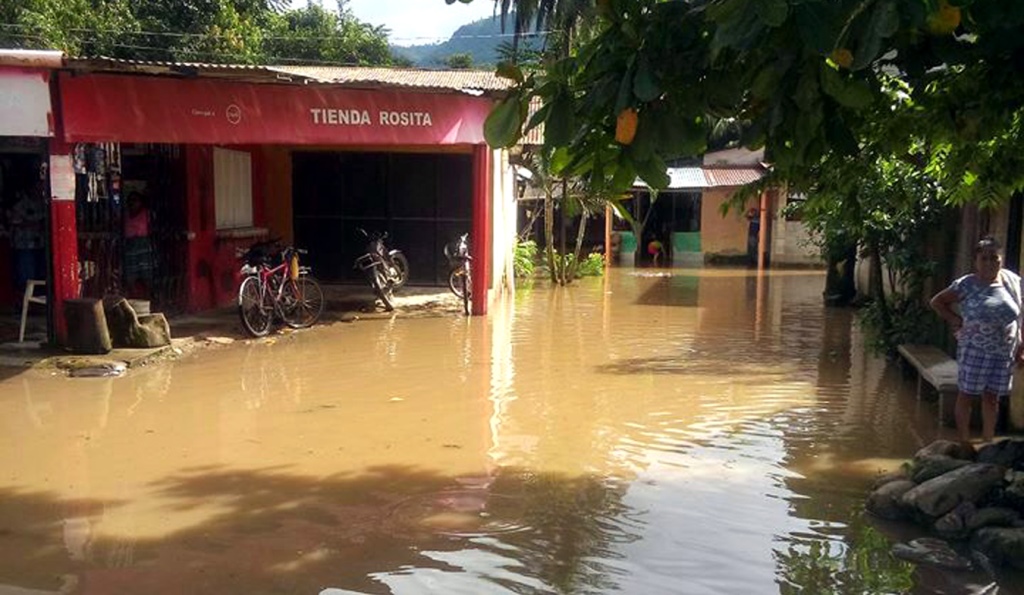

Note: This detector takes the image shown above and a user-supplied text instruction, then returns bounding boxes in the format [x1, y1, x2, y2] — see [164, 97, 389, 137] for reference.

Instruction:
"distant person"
[647, 237, 664, 267]
[930, 236, 1024, 445]
[123, 192, 154, 297]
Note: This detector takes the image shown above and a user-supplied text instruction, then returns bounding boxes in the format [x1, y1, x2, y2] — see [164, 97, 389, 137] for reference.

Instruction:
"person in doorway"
[647, 237, 664, 267]
[123, 192, 154, 297]
[8, 190, 46, 299]
[930, 236, 1024, 445]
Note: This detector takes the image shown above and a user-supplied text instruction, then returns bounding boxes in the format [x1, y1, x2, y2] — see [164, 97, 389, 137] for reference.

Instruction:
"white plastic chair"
[18, 279, 46, 343]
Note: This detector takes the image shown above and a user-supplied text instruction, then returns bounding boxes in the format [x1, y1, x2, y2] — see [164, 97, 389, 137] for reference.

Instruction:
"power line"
[0, 21, 551, 44]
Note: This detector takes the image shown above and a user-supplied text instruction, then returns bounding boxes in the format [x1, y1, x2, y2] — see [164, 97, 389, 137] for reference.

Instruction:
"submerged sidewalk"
[0, 284, 460, 377]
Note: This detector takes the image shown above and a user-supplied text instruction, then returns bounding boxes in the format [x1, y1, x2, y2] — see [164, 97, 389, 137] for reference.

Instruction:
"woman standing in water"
[931, 237, 1024, 444]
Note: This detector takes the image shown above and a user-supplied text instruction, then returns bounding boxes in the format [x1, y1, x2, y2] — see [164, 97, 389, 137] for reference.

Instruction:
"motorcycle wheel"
[373, 269, 395, 312]
[389, 251, 409, 290]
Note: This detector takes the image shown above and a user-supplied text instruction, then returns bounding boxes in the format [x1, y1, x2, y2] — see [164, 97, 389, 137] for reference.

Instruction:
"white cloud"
[291, 0, 500, 44]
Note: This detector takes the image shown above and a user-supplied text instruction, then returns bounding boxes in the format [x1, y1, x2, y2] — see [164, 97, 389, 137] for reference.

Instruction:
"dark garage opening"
[293, 151, 473, 285]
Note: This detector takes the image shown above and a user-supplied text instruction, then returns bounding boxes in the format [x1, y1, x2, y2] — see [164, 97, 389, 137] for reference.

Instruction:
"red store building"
[6, 54, 518, 344]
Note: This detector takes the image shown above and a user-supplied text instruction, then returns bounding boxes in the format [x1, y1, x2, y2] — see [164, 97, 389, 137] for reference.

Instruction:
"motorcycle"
[360, 228, 408, 289]
[444, 233, 472, 316]
[354, 228, 404, 311]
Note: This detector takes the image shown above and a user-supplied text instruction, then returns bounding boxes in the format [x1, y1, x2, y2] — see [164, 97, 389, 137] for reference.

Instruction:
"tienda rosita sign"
[59, 73, 493, 146]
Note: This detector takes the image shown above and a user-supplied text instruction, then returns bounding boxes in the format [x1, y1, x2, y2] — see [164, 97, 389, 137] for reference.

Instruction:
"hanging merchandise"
[87, 172, 98, 203]
[110, 171, 122, 206]
[73, 143, 87, 175]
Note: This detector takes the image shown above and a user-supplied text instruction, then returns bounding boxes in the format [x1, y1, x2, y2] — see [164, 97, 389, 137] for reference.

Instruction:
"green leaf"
[615, 59, 637, 113]
[549, 147, 572, 176]
[629, 109, 656, 162]
[609, 152, 637, 194]
[495, 61, 524, 84]
[820, 64, 874, 109]
[634, 155, 670, 189]
[756, 0, 789, 27]
[751, 63, 784, 100]
[484, 94, 523, 148]
[852, 0, 900, 70]
[633, 56, 661, 102]
[544, 93, 575, 148]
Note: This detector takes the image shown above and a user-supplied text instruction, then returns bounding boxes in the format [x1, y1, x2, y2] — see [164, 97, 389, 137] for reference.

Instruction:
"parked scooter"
[354, 228, 405, 311]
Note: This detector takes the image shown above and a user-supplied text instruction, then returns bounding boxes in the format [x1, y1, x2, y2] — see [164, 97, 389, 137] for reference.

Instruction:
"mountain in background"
[392, 14, 542, 69]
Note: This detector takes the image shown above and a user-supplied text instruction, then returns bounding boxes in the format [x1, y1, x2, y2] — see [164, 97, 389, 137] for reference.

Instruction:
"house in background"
[612, 148, 821, 268]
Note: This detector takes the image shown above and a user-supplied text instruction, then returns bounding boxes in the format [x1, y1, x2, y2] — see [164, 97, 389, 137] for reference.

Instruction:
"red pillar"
[184, 145, 216, 312]
[48, 140, 79, 345]
[471, 145, 492, 316]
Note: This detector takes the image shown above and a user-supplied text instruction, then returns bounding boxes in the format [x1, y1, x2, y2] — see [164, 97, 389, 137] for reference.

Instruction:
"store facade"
[0, 51, 63, 342]
[48, 61, 515, 335]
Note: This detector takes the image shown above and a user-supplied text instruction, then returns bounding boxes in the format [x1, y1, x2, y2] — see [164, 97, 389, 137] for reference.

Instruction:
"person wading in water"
[931, 236, 1024, 445]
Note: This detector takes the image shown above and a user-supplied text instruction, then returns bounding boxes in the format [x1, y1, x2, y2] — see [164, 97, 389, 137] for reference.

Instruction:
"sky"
[292, 0, 499, 45]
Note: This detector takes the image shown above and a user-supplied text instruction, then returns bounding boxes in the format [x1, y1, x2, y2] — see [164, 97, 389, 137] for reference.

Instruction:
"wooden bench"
[898, 344, 960, 427]
[897, 344, 959, 399]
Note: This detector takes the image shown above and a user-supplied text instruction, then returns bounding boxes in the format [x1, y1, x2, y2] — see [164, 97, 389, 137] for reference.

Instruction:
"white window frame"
[214, 147, 253, 230]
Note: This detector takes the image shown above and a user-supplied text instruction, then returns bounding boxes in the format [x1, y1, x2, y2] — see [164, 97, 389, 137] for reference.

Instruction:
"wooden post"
[757, 191, 769, 270]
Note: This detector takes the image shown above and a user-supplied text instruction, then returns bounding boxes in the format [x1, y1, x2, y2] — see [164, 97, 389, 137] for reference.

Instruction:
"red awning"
[59, 73, 494, 146]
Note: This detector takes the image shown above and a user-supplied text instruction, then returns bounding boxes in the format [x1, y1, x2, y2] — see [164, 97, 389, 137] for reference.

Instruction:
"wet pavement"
[0, 268, 1021, 594]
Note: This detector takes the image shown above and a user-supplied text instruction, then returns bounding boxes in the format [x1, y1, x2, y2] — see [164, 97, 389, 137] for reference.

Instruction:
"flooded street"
[0, 268, 1018, 593]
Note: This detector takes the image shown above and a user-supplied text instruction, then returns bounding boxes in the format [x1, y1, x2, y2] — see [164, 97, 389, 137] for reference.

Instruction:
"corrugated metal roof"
[65, 56, 287, 77]
[703, 167, 766, 187]
[64, 57, 510, 94]
[268, 65, 510, 92]
[633, 166, 766, 190]
[633, 167, 707, 190]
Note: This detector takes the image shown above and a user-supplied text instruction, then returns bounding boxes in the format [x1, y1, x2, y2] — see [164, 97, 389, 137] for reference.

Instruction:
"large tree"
[0, 0, 399, 66]
[479, 0, 1024, 205]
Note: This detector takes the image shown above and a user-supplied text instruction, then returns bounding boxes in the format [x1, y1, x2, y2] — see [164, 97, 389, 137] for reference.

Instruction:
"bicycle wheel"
[373, 269, 395, 312]
[238, 276, 272, 337]
[462, 266, 468, 317]
[449, 268, 465, 298]
[389, 252, 409, 290]
[282, 276, 324, 329]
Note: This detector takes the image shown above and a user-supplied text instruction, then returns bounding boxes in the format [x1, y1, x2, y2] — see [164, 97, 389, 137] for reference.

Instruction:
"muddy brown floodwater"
[2, 268, 1023, 594]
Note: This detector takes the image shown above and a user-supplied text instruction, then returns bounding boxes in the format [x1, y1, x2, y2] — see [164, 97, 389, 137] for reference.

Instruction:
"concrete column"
[48, 139, 79, 345]
[471, 145, 492, 316]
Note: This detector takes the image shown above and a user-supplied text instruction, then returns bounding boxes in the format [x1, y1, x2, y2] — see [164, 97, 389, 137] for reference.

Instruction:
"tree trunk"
[544, 188, 558, 283]
[568, 212, 589, 281]
[869, 240, 891, 332]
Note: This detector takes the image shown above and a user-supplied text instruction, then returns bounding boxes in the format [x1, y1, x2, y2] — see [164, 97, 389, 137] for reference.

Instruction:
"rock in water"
[970, 527, 1024, 570]
[915, 440, 975, 462]
[866, 480, 916, 521]
[911, 455, 972, 484]
[977, 439, 1024, 469]
[902, 464, 1005, 518]
[891, 537, 973, 570]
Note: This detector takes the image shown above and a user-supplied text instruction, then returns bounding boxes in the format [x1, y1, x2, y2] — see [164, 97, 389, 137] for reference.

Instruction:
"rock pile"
[866, 439, 1024, 569]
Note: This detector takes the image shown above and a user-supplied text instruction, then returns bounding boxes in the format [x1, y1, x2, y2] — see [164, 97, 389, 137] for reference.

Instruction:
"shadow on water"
[0, 464, 637, 595]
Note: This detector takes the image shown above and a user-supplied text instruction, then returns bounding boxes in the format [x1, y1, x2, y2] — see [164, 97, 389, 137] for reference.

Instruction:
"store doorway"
[0, 146, 48, 318]
[292, 151, 473, 285]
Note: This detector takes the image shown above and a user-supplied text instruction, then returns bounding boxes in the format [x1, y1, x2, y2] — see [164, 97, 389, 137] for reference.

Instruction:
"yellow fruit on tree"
[615, 108, 638, 145]
[927, 0, 961, 35]
[830, 48, 854, 69]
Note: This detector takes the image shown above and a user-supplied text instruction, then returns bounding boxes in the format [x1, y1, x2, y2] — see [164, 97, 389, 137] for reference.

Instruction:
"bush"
[577, 252, 605, 277]
[859, 294, 940, 355]
[514, 240, 538, 279]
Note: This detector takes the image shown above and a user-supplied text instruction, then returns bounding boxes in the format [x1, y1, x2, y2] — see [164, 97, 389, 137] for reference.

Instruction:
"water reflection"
[2, 268, 1022, 593]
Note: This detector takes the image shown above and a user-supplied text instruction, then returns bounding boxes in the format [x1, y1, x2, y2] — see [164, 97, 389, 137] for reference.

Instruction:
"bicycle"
[237, 240, 324, 337]
[444, 233, 472, 316]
